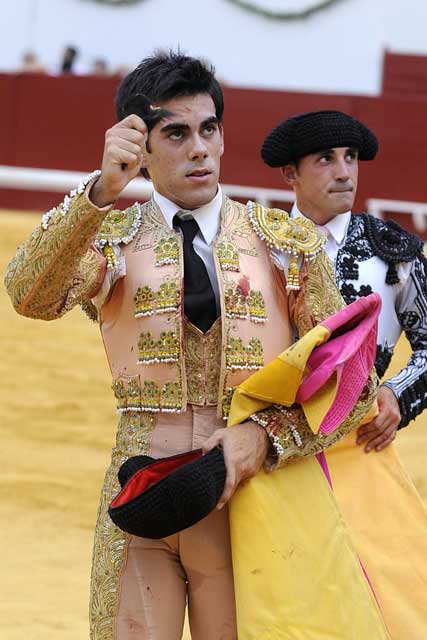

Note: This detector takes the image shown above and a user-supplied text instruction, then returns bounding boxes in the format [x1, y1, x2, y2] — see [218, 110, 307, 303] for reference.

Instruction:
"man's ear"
[281, 164, 297, 186]
[219, 124, 225, 157]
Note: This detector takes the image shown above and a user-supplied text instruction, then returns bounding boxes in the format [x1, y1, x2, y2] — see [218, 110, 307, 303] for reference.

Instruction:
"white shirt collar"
[153, 186, 223, 246]
[291, 202, 351, 247]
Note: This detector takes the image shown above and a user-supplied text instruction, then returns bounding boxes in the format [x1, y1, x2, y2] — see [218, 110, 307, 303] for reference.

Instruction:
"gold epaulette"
[94, 203, 142, 269]
[247, 201, 325, 290]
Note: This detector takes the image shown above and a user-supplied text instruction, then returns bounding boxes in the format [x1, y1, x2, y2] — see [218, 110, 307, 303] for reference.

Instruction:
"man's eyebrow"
[201, 116, 220, 127]
[159, 116, 219, 134]
[315, 148, 335, 156]
[315, 147, 358, 156]
[160, 122, 190, 134]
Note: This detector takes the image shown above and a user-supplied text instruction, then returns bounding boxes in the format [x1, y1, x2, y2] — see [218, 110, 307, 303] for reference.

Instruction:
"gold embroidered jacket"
[4, 178, 376, 468]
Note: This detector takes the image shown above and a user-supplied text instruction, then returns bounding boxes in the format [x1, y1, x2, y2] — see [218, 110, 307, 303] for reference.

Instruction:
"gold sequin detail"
[134, 280, 181, 318]
[112, 375, 185, 413]
[141, 380, 162, 411]
[156, 280, 180, 313]
[221, 387, 234, 421]
[247, 201, 325, 291]
[216, 240, 240, 271]
[184, 319, 222, 405]
[137, 332, 158, 364]
[292, 251, 344, 338]
[224, 285, 248, 320]
[161, 381, 184, 412]
[260, 373, 378, 470]
[96, 205, 142, 247]
[134, 285, 155, 318]
[247, 290, 267, 323]
[137, 329, 180, 364]
[223, 286, 267, 324]
[225, 336, 264, 370]
[154, 235, 179, 266]
[157, 330, 180, 363]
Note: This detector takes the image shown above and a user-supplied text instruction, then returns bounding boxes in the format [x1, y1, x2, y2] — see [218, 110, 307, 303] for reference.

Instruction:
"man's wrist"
[89, 176, 120, 208]
[380, 381, 399, 399]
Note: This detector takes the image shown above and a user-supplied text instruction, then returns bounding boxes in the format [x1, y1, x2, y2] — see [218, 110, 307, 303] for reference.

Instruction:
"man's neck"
[294, 201, 347, 226]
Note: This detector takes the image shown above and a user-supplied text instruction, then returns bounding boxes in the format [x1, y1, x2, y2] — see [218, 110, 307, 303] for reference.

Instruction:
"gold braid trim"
[90, 411, 155, 640]
[257, 372, 377, 470]
[292, 250, 345, 337]
[4, 190, 109, 320]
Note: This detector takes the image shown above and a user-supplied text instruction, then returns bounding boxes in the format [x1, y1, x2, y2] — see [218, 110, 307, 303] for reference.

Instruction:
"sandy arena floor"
[2, 210, 426, 640]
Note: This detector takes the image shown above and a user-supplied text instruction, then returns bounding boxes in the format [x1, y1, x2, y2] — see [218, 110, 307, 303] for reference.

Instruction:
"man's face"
[142, 93, 224, 210]
[282, 147, 359, 225]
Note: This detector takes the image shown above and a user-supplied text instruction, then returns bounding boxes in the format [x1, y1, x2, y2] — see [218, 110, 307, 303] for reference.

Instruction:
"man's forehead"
[313, 146, 358, 155]
[158, 93, 216, 123]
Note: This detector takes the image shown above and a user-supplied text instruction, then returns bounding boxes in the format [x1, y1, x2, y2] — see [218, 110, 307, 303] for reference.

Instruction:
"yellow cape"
[227, 325, 387, 637]
[229, 457, 390, 638]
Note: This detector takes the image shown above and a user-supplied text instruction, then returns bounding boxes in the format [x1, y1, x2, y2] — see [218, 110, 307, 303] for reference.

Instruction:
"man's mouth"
[186, 169, 211, 178]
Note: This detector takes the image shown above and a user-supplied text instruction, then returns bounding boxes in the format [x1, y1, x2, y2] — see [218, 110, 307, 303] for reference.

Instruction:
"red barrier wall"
[1, 72, 427, 235]
[382, 51, 427, 98]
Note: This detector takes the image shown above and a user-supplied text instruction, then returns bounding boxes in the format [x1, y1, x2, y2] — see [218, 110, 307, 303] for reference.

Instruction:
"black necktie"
[174, 215, 217, 333]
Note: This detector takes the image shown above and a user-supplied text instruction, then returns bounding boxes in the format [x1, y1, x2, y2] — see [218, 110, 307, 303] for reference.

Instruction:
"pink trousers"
[115, 405, 237, 639]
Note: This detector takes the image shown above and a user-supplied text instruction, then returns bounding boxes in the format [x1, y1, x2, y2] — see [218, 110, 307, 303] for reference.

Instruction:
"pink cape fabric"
[296, 293, 381, 434]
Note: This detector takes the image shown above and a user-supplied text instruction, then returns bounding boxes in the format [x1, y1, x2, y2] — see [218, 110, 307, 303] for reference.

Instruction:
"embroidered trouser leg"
[90, 405, 237, 640]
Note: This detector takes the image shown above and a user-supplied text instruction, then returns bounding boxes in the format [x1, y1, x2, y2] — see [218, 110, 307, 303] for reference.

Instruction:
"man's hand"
[90, 115, 148, 207]
[356, 385, 400, 452]
[202, 421, 269, 510]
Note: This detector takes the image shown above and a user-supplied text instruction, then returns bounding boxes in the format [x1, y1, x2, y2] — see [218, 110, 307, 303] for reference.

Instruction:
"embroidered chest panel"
[103, 198, 293, 418]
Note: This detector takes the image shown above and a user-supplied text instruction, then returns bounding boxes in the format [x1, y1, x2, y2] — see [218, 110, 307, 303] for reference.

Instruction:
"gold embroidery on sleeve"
[5, 192, 108, 319]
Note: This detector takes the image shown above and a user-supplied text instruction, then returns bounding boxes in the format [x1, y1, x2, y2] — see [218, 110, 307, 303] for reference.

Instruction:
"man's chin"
[181, 184, 218, 209]
[329, 194, 355, 214]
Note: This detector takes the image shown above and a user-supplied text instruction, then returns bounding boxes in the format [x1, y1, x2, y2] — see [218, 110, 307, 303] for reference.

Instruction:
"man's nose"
[335, 158, 351, 181]
[188, 134, 208, 160]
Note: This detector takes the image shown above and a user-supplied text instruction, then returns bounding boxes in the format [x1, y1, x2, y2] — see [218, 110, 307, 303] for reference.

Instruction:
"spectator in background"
[91, 58, 109, 76]
[60, 45, 86, 75]
[20, 51, 46, 74]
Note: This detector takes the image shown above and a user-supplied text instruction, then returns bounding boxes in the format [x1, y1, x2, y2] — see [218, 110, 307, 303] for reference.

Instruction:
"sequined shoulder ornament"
[363, 214, 424, 284]
[94, 203, 143, 269]
[246, 201, 325, 290]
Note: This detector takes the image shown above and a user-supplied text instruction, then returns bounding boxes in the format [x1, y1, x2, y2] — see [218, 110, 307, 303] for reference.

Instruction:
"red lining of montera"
[112, 449, 202, 507]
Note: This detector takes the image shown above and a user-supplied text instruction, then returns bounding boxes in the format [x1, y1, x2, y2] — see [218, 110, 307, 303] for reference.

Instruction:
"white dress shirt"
[93, 187, 223, 311]
[153, 187, 222, 312]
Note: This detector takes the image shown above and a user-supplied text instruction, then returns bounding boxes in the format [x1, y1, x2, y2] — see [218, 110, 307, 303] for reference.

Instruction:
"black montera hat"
[261, 110, 378, 167]
[109, 446, 226, 539]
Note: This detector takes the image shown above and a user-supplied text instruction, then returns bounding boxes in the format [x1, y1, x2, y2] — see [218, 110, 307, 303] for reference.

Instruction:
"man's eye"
[346, 151, 357, 160]
[204, 124, 217, 135]
[319, 155, 331, 163]
[169, 131, 183, 141]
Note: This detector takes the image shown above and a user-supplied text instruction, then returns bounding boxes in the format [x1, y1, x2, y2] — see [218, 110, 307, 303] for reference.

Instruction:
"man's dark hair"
[115, 50, 224, 123]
